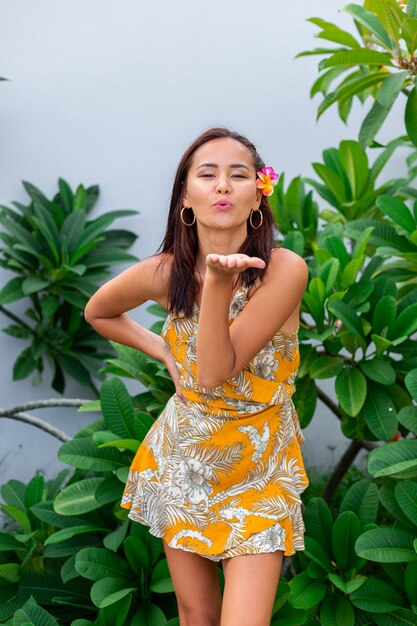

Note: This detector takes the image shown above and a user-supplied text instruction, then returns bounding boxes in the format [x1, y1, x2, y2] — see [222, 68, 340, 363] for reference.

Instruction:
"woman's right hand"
[162, 348, 188, 403]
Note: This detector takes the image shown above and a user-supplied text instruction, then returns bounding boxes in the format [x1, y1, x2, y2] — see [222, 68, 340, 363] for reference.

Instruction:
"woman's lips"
[213, 201, 233, 209]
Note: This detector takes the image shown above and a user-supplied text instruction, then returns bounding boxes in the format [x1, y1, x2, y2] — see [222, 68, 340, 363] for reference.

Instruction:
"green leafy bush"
[0, 179, 138, 393]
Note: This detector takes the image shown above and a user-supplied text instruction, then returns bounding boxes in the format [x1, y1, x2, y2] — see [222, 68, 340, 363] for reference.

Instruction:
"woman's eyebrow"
[196, 163, 250, 170]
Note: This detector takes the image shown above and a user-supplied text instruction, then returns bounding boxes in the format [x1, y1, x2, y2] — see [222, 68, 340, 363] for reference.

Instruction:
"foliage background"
[0, 0, 409, 484]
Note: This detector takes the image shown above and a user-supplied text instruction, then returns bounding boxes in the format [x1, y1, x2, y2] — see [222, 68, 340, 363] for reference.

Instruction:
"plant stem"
[322, 438, 378, 503]
[0, 410, 71, 442]
[0, 305, 33, 331]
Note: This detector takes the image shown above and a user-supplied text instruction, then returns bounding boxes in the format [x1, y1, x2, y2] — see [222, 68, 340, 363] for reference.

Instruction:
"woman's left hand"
[206, 253, 265, 276]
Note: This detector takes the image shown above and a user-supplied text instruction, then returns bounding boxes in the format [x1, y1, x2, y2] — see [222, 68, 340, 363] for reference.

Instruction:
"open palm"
[206, 253, 266, 276]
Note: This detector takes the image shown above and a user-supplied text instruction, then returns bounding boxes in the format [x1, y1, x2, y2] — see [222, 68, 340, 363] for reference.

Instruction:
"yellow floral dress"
[121, 284, 309, 560]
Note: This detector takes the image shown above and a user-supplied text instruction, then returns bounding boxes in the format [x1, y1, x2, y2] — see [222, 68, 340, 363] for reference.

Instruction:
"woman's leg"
[163, 539, 223, 626]
[220, 551, 284, 626]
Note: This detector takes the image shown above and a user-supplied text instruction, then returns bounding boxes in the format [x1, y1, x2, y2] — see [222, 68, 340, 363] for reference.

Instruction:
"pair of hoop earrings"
[180, 207, 263, 229]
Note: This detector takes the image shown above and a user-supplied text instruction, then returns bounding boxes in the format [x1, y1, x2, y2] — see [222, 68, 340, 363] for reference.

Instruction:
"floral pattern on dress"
[121, 284, 309, 560]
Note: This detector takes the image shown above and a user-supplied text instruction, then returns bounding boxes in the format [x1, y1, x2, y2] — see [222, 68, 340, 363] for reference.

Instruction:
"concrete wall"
[0, 0, 407, 485]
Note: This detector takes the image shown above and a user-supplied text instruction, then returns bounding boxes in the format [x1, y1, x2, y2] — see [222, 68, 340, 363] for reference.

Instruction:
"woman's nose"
[215, 176, 231, 193]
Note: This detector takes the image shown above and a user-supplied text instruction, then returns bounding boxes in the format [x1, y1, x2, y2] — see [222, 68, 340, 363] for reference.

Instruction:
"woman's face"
[182, 137, 263, 230]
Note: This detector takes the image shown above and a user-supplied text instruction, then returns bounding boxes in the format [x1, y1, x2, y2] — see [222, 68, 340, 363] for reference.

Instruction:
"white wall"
[0, 0, 407, 485]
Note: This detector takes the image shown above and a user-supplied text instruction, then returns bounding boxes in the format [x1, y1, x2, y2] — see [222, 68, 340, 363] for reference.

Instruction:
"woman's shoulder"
[269, 246, 308, 276]
[122, 252, 173, 307]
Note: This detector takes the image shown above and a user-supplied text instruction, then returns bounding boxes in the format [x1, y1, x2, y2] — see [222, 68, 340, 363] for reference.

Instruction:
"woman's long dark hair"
[157, 127, 279, 316]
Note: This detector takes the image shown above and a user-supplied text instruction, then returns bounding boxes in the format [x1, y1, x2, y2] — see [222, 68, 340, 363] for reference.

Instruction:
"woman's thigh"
[220, 551, 284, 626]
[162, 540, 223, 624]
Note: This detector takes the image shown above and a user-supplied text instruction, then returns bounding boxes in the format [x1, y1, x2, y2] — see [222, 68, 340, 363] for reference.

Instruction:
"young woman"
[84, 127, 309, 626]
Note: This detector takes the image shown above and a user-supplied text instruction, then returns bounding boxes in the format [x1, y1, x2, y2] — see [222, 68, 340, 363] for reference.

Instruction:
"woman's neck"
[194, 225, 247, 275]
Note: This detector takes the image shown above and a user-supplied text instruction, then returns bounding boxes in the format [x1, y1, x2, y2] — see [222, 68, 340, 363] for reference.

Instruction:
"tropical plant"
[0, 179, 138, 394]
[0, 371, 317, 626]
[296, 0, 417, 148]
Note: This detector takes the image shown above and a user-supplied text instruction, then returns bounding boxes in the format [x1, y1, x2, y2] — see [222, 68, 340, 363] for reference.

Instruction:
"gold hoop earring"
[181, 207, 195, 226]
[249, 209, 263, 229]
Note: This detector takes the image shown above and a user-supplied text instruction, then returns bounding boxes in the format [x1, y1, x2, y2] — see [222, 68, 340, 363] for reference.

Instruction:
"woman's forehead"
[191, 138, 253, 168]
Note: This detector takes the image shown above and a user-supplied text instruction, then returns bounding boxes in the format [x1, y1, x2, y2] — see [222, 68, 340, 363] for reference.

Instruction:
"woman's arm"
[196, 248, 308, 389]
[84, 254, 188, 401]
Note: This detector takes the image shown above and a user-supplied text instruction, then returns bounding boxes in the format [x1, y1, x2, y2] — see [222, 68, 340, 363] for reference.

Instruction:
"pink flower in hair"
[256, 166, 279, 196]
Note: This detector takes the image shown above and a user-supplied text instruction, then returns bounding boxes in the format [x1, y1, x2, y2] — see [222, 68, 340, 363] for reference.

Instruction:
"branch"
[0, 410, 71, 442]
[5, 398, 92, 415]
[0, 304, 33, 331]
[0, 398, 94, 442]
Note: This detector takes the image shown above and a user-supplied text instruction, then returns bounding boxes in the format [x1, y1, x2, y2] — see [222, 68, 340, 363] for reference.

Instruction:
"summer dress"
[121, 283, 309, 560]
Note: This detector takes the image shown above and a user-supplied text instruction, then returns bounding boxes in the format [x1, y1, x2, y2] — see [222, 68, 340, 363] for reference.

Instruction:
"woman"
[84, 127, 309, 626]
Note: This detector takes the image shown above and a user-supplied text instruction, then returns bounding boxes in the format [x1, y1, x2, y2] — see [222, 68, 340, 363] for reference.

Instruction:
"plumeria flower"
[256, 166, 279, 196]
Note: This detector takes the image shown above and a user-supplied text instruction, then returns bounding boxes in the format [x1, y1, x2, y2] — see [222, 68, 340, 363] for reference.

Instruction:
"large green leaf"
[405, 85, 417, 147]
[75, 547, 132, 581]
[288, 571, 326, 609]
[395, 481, 417, 526]
[54, 477, 103, 515]
[377, 195, 416, 233]
[355, 527, 417, 563]
[335, 367, 367, 416]
[349, 577, 403, 611]
[100, 377, 137, 439]
[368, 439, 417, 479]
[359, 359, 396, 385]
[320, 592, 354, 626]
[332, 511, 362, 571]
[0, 276, 24, 304]
[320, 48, 393, 69]
[343, 3, 394, 49]
[150, 558, 175, 593]
[90, 576, 136, 609]
[339, 480, 379, 526]
[363, 382, 397, 440]
[58, 436, 127, 471]
[14, 600, 59, 626]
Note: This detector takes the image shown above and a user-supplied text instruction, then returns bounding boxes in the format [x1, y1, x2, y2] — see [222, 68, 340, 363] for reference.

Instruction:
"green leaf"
[339, 480, 379, 525]
[335, 367, 367, 416]
[367, 439, 417, 479]
[339, 140, 369, 198]
[24, 475, 45, 509]
[395, 481, 417, 526]
[310, 356, 344, 379]
[328, 299, 364, 337]
[21, 277, 49, 296]
[131, 604, 168, 626]
[355, 527, 417, 563]
[150, 559, 174, 593]
[58, 436, 127, 471]
[320, 48, 392, 69]
[44, 524, 107, 545]
[372, 295, 397, 335]
[14, 599, 59, 626]
[0, 564, 20, 583]
[100, 377, 137, 439]
[391, 303, 417, 339]
[350, 576, 403, 612]
[0, 276, 24, 304]
[124, 536, 150, 573]
[54, 477, 103, 515]
[405, 369, 417, 401]
[288, 571, 326, 609]
[343, 4, 394, 49]
[0, 505, 31, 532]
[332, 511, 362, 571]
[405, 86, 417, 147]
[377, 195, 416, 233]
[90, 577, 136, 608]
[75, 547, 132, 581]
[363, 382, 397, 440]
[359, 359, 396, 385]
[320, 592, 355, 626]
